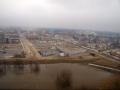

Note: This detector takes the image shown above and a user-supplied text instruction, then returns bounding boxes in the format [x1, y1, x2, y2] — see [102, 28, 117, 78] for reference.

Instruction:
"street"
[19, 33, 42, 60]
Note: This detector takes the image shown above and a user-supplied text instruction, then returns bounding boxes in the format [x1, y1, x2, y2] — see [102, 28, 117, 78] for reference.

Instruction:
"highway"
[19, 33, 42, 60]
[81, 46, 120, 63]
[88, 63, 120, 73]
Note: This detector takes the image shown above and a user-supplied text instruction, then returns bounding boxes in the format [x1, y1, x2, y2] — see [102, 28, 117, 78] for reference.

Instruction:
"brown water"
[0, 63, 112, 89]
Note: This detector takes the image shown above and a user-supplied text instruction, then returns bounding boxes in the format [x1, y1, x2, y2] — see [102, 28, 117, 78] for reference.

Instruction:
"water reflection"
[0, 63, 113, 89]
[30, 63, 40, 74]
[0, 63, 41, 75]
[56, 69, 72, 90]
[13, 64, 24, 75]
[0, 64, 6, 77]
[6, 64, 11, 71]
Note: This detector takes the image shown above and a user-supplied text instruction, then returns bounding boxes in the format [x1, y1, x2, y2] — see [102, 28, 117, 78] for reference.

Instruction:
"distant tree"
[89, 53, 96, 56]
[13, 51, 25, 58]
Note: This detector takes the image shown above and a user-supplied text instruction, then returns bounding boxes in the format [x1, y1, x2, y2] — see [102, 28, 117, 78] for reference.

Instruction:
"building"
[39, 49, 60, 56]
[0, 32, 5, 43]
[5, 34, 20, 44]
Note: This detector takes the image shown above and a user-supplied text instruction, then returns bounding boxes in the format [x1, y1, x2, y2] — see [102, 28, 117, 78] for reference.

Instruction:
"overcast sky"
[0, 0, 120, 32]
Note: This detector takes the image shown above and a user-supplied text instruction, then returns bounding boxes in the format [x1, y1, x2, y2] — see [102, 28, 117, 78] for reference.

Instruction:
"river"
[0, 63, 112, 89]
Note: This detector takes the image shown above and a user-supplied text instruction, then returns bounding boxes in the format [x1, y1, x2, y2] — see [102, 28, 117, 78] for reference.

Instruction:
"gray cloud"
[0, 0, 120, 32]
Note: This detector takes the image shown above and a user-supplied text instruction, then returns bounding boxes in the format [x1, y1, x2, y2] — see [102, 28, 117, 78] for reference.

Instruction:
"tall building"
[0, 31, 5, 43]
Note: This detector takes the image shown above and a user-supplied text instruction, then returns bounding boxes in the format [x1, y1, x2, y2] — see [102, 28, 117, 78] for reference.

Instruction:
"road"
[19, 33, 42, 60]
[82, 46, 120, 63]
[88, 63, 120, 73]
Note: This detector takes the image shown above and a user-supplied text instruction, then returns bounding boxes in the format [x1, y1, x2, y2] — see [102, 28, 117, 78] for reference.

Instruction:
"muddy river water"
[0, 63, 113, 89]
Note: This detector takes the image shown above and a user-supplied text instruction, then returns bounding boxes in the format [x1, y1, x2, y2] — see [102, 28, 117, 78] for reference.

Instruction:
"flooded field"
[0, 63, 113, 89]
